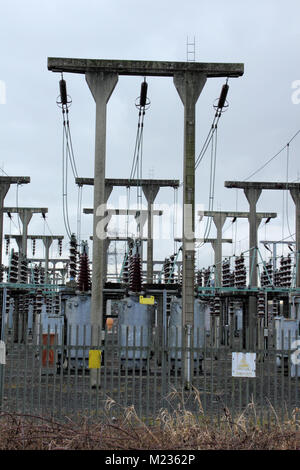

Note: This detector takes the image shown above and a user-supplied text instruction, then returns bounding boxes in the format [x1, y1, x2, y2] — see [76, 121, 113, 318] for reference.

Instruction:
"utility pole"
[0, 177, 30, 265]
[6, 235, 64, 284]
[48, 57, 243, 388]
[4, 208, 48, 257]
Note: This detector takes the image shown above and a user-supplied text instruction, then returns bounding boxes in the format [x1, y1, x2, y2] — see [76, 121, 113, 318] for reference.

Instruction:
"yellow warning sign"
[139, 295, 155, 305]
[232, 352, 256, 378]
[89, 350, 102, 369]
[238, 356, 251, 370]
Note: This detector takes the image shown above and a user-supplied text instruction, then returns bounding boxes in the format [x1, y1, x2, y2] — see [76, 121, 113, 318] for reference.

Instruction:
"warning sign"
[0, 341, 5, 365]
[89, 350, 102, 369]
[232, 352, 256, 378]
[139, 295, 155, 305]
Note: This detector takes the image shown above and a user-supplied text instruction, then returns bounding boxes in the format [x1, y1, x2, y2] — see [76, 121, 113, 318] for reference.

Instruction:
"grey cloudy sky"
[0, 0, 300, 271]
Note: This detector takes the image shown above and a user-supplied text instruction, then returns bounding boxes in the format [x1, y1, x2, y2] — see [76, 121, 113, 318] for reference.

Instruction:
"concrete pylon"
[0, 183, 10, 265]
[42, 237, 53, 284]
[211, 213, 227, 287]
[289, 189, 300, 287]
[244, 187, 262, 350]
[18, 209, 33, 257]
[86, 71, 118, 387]
[174, 72, 207, 389]
[243, 188, 262, 287]
[142, 185, 160, 283]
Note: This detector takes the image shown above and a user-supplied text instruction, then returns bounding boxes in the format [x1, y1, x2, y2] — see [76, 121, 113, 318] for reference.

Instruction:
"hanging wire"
[173, 187, 178, 253]
[197, 126, 218, 249]
[77, 185, 83, 244]
[243, 128, 300, 181]
[128, 78, 150, 237]
[16, 184, 22, 235]
[62, 115, 72, 239]
[285, 143, 295, 242]
[57, 74, 77, 240]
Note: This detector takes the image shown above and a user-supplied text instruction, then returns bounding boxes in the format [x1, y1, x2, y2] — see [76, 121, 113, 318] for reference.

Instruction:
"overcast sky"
[0, 0, 300, 274]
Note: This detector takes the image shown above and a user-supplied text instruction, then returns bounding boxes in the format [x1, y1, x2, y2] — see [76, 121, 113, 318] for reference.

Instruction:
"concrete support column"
[103, 237, 111, 281]
[290, 189, 300, 287]
[0, 183, 10, 265]
[86, 72, 118, 335]
[142, 185, 159, 283]
[14, 235, 22, 253]
[42, 238, 53, 284]
[18, 209, 33, 257]
[174, 72, 206, 388]
[212, 213, 227, 287]
[244, 188, 262, 287]
[86, 72, 118, 387]
[244, 188, 262, 349]
[102, 185, 113, 283]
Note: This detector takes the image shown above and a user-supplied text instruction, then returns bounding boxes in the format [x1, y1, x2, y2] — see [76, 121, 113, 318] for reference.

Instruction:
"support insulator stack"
[32, 239, 36, 256]
[257, 291, 265, 317]
[203, 267, 211, 287]
[272, 298, 280, 317]
[35, 289, 43, 317]
[54, 295, 60, 315]
[260, 259, 273, 287]
[77, 253, 92, 292]
[279, 255, 292, 287]
[33, 265, 39, 285]
[5, 295, 11, 321]
[9, 251, 19, 283]
[122, 246, 132, 284]
[39, 266, 45, 284]
[169, 254, 175, 283]
[274, 269, 281, 287]
[46, 295, 52, 314]
[196, 270, 203, 287]
[178, 264, 182, 285]
[213, 295, 221, 316]
[19, 257, 28, 284]
[234, 255, 246, 288]
[229, 300, 234, 316]
[129, 253, 142, 293]
[0, 264, 4, 283]
[222, 259, 234, 287]
[163, 257, 175, 283]
[69, 233, 77, 281]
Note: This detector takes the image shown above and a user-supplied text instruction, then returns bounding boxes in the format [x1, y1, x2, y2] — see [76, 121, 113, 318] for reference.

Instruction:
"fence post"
[0, 287, 7, 409]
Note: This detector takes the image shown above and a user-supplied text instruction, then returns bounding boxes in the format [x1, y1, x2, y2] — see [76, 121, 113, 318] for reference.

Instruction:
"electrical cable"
[285, 143, 295, 242]
[243, 128, 300, 181]
[16, 184, 22, 235]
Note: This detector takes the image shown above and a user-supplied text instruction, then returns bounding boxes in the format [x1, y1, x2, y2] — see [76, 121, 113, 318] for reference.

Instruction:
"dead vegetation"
[0, 388, 299, 450]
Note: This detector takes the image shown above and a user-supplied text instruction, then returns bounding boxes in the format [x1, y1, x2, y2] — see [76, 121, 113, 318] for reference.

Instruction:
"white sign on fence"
[232, 352, 256, 378]
[0, 341, 5, 365]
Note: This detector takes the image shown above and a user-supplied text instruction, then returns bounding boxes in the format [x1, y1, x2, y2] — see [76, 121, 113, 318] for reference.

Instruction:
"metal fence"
[0, 319, 300, 427]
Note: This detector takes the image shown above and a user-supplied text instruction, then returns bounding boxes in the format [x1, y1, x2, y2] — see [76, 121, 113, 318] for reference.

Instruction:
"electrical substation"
[1, 55, 300, 421]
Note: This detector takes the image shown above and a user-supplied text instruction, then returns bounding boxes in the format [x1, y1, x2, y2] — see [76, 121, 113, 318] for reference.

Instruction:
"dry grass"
[0, 389, 300, 450]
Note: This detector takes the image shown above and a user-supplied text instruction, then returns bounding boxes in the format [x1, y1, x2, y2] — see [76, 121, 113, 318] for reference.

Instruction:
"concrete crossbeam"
[48, 57, 244, 78]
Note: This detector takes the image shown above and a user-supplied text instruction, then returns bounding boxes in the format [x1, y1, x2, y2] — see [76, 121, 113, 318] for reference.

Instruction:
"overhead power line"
[243, 128, 300, 181]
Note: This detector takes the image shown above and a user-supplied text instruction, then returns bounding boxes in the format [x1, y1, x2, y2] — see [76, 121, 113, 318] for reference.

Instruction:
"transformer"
[168, 297, 206, 373]
[274, 316, 300, 377]
[118, 295, 155, 370]
[63, 294, 92, 370]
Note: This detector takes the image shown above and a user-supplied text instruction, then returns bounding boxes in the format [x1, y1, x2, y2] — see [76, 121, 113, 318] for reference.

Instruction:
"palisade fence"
[0, 318, 300, 427]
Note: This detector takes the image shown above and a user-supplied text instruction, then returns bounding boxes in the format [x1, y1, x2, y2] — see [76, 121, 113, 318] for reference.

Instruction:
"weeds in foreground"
[0, 389, 299, 450]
